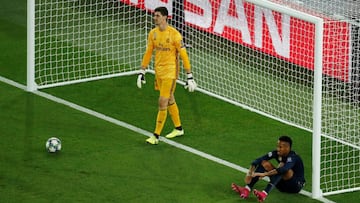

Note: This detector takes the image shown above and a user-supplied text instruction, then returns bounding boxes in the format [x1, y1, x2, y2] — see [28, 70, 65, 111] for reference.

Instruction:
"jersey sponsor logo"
[155, 47, 171, 52]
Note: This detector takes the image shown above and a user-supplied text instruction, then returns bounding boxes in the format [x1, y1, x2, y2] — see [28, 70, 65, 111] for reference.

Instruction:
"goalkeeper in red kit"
[232, 136, 305, 202]
[137, 7, 197, 145]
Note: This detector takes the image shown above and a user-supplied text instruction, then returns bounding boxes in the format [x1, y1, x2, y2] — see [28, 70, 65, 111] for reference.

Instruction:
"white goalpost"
[27, 0, 360, 199]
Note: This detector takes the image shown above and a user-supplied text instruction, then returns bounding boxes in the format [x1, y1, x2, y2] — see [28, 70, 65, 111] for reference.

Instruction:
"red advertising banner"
[121, 0, 350, 82]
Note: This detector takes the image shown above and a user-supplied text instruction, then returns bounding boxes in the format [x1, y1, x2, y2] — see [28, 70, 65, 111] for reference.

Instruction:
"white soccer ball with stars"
[46, 137, 62, 153]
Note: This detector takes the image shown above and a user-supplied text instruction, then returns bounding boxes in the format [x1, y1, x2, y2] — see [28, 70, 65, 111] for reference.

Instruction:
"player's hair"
[154, 7, 168, 17]
[279, 135, 292, 148]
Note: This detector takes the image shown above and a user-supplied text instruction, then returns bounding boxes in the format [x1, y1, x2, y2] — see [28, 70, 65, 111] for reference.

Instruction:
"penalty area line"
[0, 75, 334, 203]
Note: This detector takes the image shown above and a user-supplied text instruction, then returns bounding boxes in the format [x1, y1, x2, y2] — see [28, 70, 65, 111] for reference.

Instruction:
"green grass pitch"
[0, 0, 359, 202]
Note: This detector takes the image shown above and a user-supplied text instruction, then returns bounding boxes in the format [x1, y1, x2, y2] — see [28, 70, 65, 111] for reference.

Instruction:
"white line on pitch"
[0, 75, 334, 203]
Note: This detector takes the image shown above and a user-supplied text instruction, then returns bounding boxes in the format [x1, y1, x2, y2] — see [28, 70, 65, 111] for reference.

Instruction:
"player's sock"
[154, 109, 167, 136]
[264, 174, 282, 193]
[168, 102, 181, 128]
[264, 183, 275, 194]
[247, 164, 267, 189]
[247, 176, 260, 189]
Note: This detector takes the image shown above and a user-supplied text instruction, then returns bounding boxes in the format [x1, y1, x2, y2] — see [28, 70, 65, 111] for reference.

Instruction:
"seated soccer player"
[231, 135, 305, 202]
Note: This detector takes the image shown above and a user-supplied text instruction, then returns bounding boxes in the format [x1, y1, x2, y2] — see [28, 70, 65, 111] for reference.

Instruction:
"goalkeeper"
[137, 6, 197, 145]
[231, 135, 305, 202]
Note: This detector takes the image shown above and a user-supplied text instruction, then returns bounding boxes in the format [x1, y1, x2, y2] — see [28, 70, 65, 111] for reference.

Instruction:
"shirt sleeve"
[179, 48, 191, 70]
[276, 154, 296, 174]
[174, 32, 191, 70]
[251, 150, 276, 166]
[141, 31, 154, 68]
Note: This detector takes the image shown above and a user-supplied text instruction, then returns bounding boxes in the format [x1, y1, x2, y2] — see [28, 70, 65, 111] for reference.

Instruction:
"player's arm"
[252, 167, 279, 178]
[276, 156, 296, 175]
[178, 47, 191, 72]
[251, 151, 275, 166]
[254, 154, 296, 178]
[174, 33, 191, 72]
[245, 165, 256, 184]
[255, 158, 296, 179]
[175, 34, 197, 92]
[258, 168, 279, 177]
[179, 47, 197, 92]
[137, 32, 154, 88]
[250, 151, 276, 178]
[141, 32, 154, 69]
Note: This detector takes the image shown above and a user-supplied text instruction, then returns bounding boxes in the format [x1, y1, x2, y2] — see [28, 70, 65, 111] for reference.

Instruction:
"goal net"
[27, 0, 147, 89]
[28, 0, 360, 198]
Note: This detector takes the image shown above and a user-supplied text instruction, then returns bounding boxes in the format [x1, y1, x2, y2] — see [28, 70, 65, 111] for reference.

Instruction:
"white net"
[267, 0, 360, 195]
[320, 19, 360, 195]
[30, 0, 360, 196]
[34, 0, 147, 88]
[183, 0, 360, 195]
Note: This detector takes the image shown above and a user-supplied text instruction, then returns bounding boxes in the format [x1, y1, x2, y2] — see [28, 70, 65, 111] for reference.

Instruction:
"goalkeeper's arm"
[185, 72, 196, 92]
[137, 34, 153, 89]
[179, 48, 197, 92]
[136, 68, 146, 89]
[137, 44, 152, 89]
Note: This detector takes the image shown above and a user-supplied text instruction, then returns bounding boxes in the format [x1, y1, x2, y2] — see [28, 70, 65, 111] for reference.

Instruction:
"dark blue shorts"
[275, 177, 305, 193]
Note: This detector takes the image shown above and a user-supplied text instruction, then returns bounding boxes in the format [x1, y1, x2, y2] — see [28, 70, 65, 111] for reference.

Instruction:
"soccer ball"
[46, 137, 61, 153]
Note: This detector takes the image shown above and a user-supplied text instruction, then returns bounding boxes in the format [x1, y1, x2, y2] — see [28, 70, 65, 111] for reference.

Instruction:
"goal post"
[225, 0, 323, 198]
[27, 0, 36, 91]
[27, 0, 360, 198]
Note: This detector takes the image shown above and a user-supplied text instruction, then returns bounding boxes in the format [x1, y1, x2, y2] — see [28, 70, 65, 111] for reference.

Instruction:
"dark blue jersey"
[252, 150, 305, 183]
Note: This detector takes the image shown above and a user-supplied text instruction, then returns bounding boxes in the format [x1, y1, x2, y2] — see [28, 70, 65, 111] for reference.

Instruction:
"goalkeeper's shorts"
[155, 77, 177, 98]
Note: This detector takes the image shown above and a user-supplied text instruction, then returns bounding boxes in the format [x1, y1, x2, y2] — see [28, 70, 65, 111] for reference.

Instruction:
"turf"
[1, 0, 360, 202]
[0, 75, 320, 203]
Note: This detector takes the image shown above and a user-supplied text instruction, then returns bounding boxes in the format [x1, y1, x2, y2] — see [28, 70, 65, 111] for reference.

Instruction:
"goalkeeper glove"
[184, 72, 197, 92]
[137, 69, 146, 88]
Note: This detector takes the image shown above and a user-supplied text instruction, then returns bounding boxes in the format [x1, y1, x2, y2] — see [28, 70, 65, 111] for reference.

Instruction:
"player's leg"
[255, 164, 296, 201]
[247, 161, 275, 188]
[167, 92, 181, 128]
[165, 83, 184, 139]
[154, 78, 172, 136]
[282, 169, 294, 180]
[146, 78, 171, 144]
[262, 160, 276, 171]
[232, 161, 276, 199]
[275, 170, 304, 193]
[254, 174, 282, 201]
[275, 176, 304, 193]
[251, 161, 277, 202]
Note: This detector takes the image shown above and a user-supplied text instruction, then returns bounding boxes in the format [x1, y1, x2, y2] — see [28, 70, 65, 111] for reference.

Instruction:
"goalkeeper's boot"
[253, 189, 267, 202]
[165, 129, 184, 139]
[231, 183, 249, 199]
[146, 135, 159, 145]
